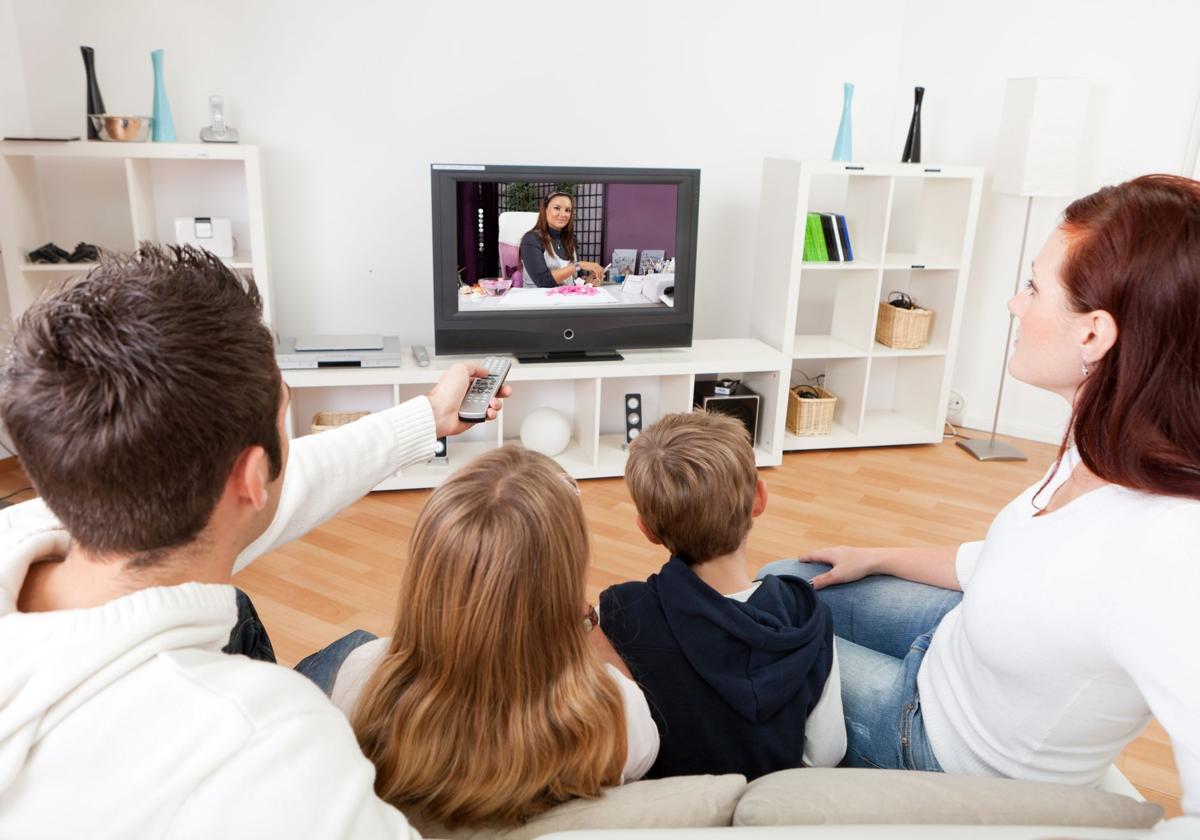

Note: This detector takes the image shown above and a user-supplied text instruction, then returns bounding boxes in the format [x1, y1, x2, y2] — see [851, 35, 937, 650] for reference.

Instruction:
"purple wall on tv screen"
[604, 184, 677, 265]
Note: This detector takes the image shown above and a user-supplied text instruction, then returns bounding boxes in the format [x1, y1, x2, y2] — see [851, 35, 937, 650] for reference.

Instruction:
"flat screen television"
[430, 164, 699, 362]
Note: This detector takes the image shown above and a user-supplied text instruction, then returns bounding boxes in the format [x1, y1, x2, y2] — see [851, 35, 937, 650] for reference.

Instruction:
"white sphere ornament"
[520, 407, 572, 457]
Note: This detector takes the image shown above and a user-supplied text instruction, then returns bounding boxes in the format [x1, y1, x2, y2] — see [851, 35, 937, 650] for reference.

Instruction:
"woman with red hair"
[761, 175, 1200, 814]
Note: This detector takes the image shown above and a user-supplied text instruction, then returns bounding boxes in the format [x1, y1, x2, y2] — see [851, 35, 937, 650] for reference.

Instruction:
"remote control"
[458, 356, 511, 423]
[412, 345, 430, 367]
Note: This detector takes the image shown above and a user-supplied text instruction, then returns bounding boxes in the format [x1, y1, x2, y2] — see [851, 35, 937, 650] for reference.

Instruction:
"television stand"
[278, 338, 784, 490]
[516, 349, 624, 364]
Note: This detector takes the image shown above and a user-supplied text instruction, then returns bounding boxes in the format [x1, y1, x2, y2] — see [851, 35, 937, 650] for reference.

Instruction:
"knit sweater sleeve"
[167, 708, 420, 839]
[234, 396, 436, 573]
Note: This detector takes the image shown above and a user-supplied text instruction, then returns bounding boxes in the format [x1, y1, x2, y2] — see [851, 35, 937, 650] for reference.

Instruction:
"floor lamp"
[958, 77, 1089, 462]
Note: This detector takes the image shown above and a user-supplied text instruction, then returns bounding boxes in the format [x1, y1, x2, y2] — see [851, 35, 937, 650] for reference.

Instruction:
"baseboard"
[959, 412, 1065, 446]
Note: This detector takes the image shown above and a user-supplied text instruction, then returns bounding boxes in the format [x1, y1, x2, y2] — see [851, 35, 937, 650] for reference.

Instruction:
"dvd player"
[276, 335, 405, 369]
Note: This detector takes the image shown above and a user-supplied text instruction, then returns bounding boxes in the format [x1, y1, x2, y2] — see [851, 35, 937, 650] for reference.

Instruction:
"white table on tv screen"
[457, 285, 666, 311]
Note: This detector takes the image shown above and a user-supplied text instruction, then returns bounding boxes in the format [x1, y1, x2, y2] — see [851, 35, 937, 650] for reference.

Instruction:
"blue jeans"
[757, 560, 961, 771]
[294, 630, 378, 697]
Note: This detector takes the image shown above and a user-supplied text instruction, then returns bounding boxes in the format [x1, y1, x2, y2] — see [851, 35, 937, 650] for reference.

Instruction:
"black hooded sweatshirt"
[599, 556, 834, 780]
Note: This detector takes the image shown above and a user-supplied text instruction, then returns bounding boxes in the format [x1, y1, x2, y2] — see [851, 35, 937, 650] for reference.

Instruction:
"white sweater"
[0, 398, 436, 839]
[918, 448, 1200, 815]
[331, 639, 661, 782]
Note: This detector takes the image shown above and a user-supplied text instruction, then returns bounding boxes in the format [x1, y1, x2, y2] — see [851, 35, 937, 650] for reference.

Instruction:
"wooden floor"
[0, 433, 1182, 817]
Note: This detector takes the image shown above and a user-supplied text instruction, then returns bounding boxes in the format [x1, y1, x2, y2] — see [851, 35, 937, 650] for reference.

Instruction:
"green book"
[802, 213, 818, 261]
[803, 213, 829, 261]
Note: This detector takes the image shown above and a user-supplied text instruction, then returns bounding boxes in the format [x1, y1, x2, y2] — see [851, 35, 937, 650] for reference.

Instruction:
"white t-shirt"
[331, 637, 660, 782]
[725, 582, 847, 768]
[918, 448, 1200, 814]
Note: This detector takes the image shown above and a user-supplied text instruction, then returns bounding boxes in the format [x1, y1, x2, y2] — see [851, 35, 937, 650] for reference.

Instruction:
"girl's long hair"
[532, 191, 577, 260]
[351, 446, 626, 827]
[1055, 174, 1200, 499]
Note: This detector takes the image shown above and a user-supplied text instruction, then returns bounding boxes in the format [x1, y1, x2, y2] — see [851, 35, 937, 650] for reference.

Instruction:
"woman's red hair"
[1058, 174, 1200, 499]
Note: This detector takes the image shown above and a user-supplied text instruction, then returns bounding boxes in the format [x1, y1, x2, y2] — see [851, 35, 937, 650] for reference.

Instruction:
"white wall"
[4, 0, 1200, 444]
[0, 0, 30, 143]
[0, 0, 29, 455]
[894, 1, 1200, 442]
[0, 0, 30, 326]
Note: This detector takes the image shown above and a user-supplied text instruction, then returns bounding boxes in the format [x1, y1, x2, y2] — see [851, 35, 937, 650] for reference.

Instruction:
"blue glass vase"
[832, 82, 854, 161]
[151, 49, 176, 142]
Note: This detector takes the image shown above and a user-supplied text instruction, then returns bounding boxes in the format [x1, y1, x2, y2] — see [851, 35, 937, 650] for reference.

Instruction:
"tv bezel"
[431, 164, 699, 358]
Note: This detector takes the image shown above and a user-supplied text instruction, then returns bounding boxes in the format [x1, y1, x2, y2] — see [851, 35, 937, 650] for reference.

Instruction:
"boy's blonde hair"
[625, 410, 758, 564]
[352, 446, 626, 827]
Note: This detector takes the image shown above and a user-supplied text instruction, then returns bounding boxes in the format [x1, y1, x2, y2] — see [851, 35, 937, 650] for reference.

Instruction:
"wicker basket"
[875, 300, 933, 349]
[786, 385, 837, 436]
[311, 410, 370, 434]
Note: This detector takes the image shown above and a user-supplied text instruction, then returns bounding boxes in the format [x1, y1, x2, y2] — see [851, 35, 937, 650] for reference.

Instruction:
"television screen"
[431, 165, 698, 361]
[454, 180, 680, 312]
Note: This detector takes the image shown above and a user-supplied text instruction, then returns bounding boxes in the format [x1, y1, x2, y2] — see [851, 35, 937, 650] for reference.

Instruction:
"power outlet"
[947, 391, 965, 425]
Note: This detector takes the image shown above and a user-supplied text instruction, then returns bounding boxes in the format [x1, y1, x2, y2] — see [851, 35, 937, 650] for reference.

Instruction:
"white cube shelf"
[0, 140, 272, 324]
[752, 159, 983, 452]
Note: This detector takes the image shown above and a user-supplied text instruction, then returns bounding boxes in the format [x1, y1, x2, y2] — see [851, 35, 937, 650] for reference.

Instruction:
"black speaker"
[624, 393, 643, 445]
[693, 380, 759, 443]
[430, 436, 449, 464]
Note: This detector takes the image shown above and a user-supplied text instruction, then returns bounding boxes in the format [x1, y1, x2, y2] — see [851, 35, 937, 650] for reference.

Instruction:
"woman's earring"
[1081, 360, 1090, 377]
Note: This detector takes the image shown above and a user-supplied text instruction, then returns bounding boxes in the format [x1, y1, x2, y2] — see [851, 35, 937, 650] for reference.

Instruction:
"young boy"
[599, 410, 845, 779]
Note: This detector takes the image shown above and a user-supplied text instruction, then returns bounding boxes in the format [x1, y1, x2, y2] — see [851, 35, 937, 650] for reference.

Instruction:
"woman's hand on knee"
[803, 546, 882, 589]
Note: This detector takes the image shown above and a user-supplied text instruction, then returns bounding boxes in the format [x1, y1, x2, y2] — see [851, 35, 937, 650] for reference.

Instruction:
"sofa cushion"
[413, 774, 747, 840]
[732, 769, 1162, 829]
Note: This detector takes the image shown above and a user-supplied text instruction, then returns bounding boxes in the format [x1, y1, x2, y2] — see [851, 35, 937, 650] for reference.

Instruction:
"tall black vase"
[901, 86, 924, 164]
[81, 46, 107, 140]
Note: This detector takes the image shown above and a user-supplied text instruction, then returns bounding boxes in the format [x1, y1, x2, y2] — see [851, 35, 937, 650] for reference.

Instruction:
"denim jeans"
[294, 630, 379, 697]
[223, 589, 277, 663]
[757, 560, 961, 771]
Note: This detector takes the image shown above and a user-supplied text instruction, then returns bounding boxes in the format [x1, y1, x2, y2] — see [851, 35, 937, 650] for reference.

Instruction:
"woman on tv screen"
[520, 191, 606, 288]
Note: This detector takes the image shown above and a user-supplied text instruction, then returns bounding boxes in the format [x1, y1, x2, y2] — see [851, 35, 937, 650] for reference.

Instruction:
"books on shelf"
[802, 212, 853, 262]
[834, 214, 854, 262]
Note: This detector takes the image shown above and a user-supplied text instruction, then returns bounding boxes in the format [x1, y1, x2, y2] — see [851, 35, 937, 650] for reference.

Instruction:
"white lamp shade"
[992, 78, 1090, 197]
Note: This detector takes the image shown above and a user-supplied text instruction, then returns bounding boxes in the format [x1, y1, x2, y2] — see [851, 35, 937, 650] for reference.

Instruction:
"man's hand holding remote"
[427, 362, 512, 437]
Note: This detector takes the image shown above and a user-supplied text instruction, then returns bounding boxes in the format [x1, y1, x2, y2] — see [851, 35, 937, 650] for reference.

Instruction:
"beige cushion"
[414, 774, 747, 840]
[732, 769, 1162, 829]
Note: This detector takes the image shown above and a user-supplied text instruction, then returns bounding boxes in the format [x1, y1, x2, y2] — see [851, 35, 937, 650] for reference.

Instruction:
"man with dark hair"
[0, 246, 506, 837]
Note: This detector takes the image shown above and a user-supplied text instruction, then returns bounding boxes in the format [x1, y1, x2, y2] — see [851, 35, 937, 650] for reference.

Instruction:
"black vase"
[81, 46, 107, 140]
[901, 86, 924, 164]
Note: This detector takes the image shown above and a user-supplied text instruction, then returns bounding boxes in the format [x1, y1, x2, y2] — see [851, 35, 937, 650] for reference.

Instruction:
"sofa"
[413, 767, 1174, 839]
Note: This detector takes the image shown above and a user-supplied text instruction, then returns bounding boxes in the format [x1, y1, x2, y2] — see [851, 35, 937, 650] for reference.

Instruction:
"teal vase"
[151, 49, 176, 142]
[832, 82, 853, 161]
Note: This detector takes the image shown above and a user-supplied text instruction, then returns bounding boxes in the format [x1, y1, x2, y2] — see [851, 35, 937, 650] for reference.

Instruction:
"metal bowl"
[89, 114, 152, 142]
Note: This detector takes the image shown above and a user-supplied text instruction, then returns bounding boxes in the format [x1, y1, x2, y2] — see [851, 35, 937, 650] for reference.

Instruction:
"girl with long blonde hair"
[325, 446, 658, 827]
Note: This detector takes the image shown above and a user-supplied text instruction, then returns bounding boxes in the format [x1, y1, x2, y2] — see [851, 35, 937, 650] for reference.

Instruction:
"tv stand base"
[516, 349, 625, 364]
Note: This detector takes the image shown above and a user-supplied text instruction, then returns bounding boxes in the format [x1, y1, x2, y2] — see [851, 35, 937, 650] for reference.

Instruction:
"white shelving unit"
[751, 159, 983, 451]
[0, 140, 272, 322]
[0, 147, 981, 489]
[281, 339, 788, 491]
